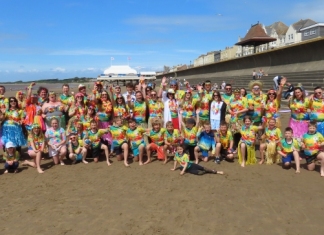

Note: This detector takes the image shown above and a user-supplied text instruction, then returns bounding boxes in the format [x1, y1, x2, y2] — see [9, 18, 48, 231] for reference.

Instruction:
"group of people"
[0, 76, 324, 177]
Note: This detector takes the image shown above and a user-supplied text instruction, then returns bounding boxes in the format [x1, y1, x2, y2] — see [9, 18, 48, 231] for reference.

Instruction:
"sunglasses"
[70, 137, 76, 140]
[225, 88, 231, 90]
[315, 92, 322, 94]
[268, 93, 275, 95]
[213, 95, 219, 97]
[117, 97, 123, 99]
[253, 88, 260, 90]
[151, 94, 157, 96]
[10, 100, 16, 102]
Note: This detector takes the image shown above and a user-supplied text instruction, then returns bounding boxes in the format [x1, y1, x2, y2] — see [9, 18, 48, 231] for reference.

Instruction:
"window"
[291, 34, 293, 39]
[304, 31, 309, 36]
[288, 35, 290, 40]
[310, 30, 316, 35]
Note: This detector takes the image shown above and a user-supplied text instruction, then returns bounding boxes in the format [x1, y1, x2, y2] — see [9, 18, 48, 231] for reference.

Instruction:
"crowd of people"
[0, 76, 324, 177]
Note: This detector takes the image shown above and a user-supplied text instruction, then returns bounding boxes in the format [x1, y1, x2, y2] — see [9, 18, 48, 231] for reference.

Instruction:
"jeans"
[5, 161, 19, 170]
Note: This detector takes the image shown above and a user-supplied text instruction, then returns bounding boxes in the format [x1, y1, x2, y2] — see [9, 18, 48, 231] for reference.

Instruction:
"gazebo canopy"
[236, 23, 276, 47]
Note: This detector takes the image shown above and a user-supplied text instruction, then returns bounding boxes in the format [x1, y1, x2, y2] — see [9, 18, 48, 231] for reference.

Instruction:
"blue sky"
[0, 0, 323, 82]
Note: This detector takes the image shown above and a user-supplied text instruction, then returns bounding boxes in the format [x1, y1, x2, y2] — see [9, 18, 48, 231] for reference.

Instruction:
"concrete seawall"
[157, 37, 324, 80]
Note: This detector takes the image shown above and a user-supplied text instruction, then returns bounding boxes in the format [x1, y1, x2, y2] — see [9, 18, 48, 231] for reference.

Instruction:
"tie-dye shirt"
[175, 90, 185, 101]
[147, 128, 166, 146]
[45, 127, 66, 145]
[3, 151, 20, 161]
[108, 125, 128, 147]
[183, 126, 198, 146]
[181, 100, 198, 118]
[4, 109, 25, 125]
[221, 93, 233, 105]
[246, 93, 267, 123]
[198, 92, 213, 121]
[85, 129, 109, 149]
[289, 98, 310, 120]
[240, 125, 259, 146]
[28, 133, 45, 150]
[277, 138, 300, 154]
[165, 129, 180, 145]
[198, 131, 215, 151]
[126, 126, 146, 149]
[148, 100, 164, 118]
[132, 101, 147, 124]
[264, 127, 282, 143]
[309, 98, 324, 121]
[264, 99, 280, 119]
[228, 97, 248, 121]
[113, 104, 128, 119]
[302, 132, 324, 156]
[174, 152, 191, 169]
[217, 131, 233, 149]
[97, 100, 112, 121]
[59, 94, 73, 106]
[0, 97, 9, 111]
[168, 99, 179, 118]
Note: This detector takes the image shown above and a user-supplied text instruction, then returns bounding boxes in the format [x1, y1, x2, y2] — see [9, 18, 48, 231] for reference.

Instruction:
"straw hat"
[248, 80, 263, 90]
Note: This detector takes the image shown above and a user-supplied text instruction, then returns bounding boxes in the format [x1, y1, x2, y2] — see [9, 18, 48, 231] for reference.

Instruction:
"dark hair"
[90, 120, 97, 125]
[220, 121, 228, 127]
[212, 91, 222, 101]
[128, 118, 136, 123]
[243, 115, 252, 122]
[225, 84, 232, 87]
[115, 95, 126, 106]
[126, 83, 134, 89]
[0, 85, 5, 92]
[309, 120, 317, 127]
[314, 86, 322, 91]
[292, 87, 304, 101]
[8, 97, 18, 109]
[285, 127, 293, 133]
[37, 86, 48, 95]
[240, 88, 247, 97]
[266, 89, 277, 103]
[100, 91, 111, 102]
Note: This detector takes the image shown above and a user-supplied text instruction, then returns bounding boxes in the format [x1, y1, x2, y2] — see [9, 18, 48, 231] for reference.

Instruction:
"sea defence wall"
[157, 37, 324, 80]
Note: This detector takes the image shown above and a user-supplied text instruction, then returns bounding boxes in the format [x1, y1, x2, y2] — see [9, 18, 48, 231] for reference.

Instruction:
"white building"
[285, 19, 316, 45]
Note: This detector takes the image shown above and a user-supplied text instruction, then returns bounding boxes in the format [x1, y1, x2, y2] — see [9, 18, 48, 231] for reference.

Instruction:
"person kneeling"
[215, 121, 234, 163]
[194, 122, 216, 162]
[3, 142, 20, 174]
[68, 133, 88, 164]
[171, 145, 224, 176]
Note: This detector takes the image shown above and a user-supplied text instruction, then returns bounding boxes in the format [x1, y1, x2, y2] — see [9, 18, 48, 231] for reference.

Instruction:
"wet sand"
[0, 84, 324, 234]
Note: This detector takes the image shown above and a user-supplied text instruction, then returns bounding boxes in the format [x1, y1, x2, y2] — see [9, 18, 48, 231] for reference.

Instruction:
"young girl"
[3, 142, 20, 173]
[68, 133, 88, 164]
[97, 91, 113, 145]
[171, 145, 224, 176]
[210, 90, 226, 131]
[238, 115, 265, 167]
[259, 118, 282, 165]
[145, 118, 166, 164]
[164, 121, 180, 164]
[45, 118, 67, 165]
[24, 124, 45, 173]
[126, 118, 146, 165]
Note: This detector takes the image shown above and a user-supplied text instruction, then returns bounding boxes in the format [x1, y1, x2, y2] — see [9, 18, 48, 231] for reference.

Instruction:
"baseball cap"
[5, 142, 16, 149]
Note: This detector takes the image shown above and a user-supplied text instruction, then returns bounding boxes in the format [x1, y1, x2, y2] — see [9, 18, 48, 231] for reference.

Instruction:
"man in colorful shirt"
[246, 81, 267, 124]
[221, 84, 234, 106]
[309, 86, 324, 136]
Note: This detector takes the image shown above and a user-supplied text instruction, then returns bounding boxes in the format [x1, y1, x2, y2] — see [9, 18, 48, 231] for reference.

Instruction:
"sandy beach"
[0, 82, 323, 235]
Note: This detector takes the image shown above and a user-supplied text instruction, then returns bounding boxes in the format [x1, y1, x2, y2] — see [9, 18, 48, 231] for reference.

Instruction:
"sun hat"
[78, 84, 86, 90]
[5, 142, 16, 149]
[167, 89, 175, 94]
[248, 80, 263, 90]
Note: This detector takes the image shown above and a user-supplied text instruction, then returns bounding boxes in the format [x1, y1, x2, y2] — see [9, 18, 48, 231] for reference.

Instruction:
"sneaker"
[215, 157, 221, 164]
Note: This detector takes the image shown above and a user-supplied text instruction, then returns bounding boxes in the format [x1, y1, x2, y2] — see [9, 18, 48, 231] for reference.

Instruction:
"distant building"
[221, 46, 240, 60]
[300, 23, 324, 41]
[193, 51, 220, 66]
[285, 19, 316, 45]
[263, 21, 288, 50]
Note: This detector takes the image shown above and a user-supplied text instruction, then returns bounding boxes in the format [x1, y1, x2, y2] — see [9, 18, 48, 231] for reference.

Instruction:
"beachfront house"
[300, 23, 324, 41]
[285, 19, 317, 45]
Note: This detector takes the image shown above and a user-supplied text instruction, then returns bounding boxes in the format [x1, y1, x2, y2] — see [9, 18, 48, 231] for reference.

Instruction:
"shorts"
[282, 152, 293, 164]
[149, 143, 164, 160]
[305, 152, 319, 165]
[76, 153, 83, 161]
[113, 141, 127, 155]
[210, 119, 220, 130]
[198, 146, 209, 158]
[132, 143, 145, 157]
[91, 143, 101, 158]
[49, 146, 62, 157]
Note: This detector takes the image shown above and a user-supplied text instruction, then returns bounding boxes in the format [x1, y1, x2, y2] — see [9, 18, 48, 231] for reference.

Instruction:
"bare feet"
[259, 160, 264, 165]
[320, 169, 324, 177]
[4, 170, 8, 174]
[144, 160, 151, 165]
[241, 161, 246, 167]
[82, 160, 89, 164]
[37, 168, 44, 174]
[124, 161, 129, 167]
[216, 171, 224, 175]
[296, 170, 300, 174]
[139, 161, 143, 166]
[195, 160, 199, 164]
[106, 160, 111, 166]
[163, 160, 167, 165]
[60, 162, 65, 166]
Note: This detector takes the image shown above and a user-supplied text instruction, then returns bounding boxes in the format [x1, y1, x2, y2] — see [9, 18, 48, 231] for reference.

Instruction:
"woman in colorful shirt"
[309, 86, 324, 136]
[42, 91, 66, 129]
[0, 97, 26, 151]
[110, 90, 129, 122]
[288, 87, 310, 139]
[97, 91, 113, 144]
[238, 115, 265, 167]
[45, 117, 67, 165]
[69, 93, 88, 122]
[209, 90, 226, 131]
[180, 90, 199, 123]
[127, 91, 147, 126]
[264, 77, 286, 127]
[259, 118, 282, 165]
[37, 86, 48, 106]
[146, 90, 164, 128]
[24, 124, 45, 173]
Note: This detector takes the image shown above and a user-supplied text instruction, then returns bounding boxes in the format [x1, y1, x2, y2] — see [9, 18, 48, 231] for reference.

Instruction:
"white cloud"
[51, 67, 66, 72]
[288, 0, 324, 21]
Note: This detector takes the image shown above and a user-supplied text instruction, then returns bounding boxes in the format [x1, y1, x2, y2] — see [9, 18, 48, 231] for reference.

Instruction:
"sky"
[0, 0, 323, 82]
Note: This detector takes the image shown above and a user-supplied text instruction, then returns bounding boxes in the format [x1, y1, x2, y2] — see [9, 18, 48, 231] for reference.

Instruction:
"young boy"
[68, 133, 88, 164]
[301, 121, 324, 176]
[107, 117, 129, 167]
[181, 112, 200, 163]
[277, 127, 300, 173]
[171, 144, 224, 176]
[145, 118, 166, 164]
[215, 121, 234, 163]
[126, 118, 146, 165]
[3, 142, 20, 173]
[194, 122, 216, 162]
[83, 120, 111, 166]
[163, 121, 180, 164]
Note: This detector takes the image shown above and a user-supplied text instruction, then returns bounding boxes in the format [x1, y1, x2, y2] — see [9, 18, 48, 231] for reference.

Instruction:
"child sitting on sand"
[171, 144, 224, 176]
[145, 118, 166, 164]
[68, 133, 88, 164]
[3, 142, 20, 173]
[194, 121, 216, 162]
[126, 118, 146, 165]
[301, 121, 324, 176]
[215, 121, 234, 163]
[83, 120, 111, 166]
[277, 127, 300, 173]
[163, 121, 180, 164]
